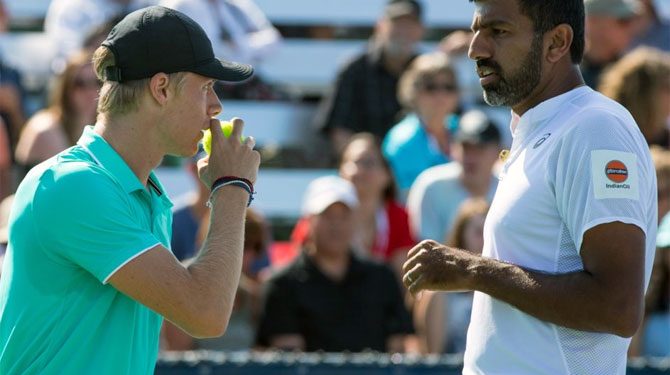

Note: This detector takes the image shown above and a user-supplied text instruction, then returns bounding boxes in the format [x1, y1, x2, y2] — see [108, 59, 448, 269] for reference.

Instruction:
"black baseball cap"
[453, 110, 501, 145]
[101, 6, 253, 83]
[385, 0, 423, 21]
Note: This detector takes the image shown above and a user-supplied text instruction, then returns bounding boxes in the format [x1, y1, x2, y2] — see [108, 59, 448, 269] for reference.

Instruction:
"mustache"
[476, 59, 502, 75]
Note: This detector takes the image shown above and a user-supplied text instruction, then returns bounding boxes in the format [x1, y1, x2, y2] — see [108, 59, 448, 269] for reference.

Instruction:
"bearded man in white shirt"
[402, 0, 658, 374]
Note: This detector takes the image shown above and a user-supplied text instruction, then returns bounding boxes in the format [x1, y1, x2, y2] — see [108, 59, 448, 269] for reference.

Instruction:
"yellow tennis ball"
[202, 120, 246, 154]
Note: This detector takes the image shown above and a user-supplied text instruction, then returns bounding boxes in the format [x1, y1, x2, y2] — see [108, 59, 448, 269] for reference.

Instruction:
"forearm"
[469, 257, 643, 337]
[186, 187, 248, 331]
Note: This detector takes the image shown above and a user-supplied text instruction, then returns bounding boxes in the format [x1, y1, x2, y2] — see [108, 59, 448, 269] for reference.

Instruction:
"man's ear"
[545, 24, 574, 64]
[148, 73, 171, 106]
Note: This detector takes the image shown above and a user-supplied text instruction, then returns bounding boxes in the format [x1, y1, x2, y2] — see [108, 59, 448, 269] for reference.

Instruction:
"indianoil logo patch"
[592, 150, 638, 200]
[605, 160, 628, 183]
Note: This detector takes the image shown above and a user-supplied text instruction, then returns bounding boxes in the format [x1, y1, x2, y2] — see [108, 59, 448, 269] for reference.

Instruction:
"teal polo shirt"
[0, 126, 173, 374]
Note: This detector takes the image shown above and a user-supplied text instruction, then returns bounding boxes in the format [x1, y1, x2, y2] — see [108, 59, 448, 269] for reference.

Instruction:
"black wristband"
[208, 176, 255, 207]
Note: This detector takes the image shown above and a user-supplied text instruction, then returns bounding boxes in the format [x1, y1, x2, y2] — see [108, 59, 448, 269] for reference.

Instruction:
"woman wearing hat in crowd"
[288, 133, 415, 281]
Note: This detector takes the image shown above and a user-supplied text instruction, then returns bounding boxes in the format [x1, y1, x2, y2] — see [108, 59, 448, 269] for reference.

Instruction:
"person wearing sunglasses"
[382, 52, 461, 202]
[14, 49, 101, 179]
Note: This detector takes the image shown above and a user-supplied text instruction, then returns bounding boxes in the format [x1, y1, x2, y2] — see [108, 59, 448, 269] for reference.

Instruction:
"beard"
[478, 34, 543, 107]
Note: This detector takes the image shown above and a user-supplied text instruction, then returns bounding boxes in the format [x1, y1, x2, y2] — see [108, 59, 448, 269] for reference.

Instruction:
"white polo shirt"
[463, 87, 657, 375]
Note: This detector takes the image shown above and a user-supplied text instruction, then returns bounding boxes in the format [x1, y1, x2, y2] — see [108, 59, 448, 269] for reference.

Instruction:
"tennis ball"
[202, 120, 246, 154]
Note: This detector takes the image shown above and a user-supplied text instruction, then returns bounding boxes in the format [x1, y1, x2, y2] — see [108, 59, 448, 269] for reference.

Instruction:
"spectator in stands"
[598, 47, 670, 148]
[406, 110, 500, 242]
[163, 207, 270, 351]
[629, 0, 670, 52]
[14, 49, 99, 177]
[314, 0, 425, 159]
[291, 133, 415, 280]
[413, 198, 488, 354]
[382, 52, 460, 199]
[0, 0, 26, 151]
[339, 133, 415, 278]
[0, 67, 25, 153]
[582, 0, 640, 88]
[255, 175, 413, 352]
[45, 0, 154, 61]
[160, 0, 281, 66]
[161, 0, 284, 100]
[631, 146, 670, 357]
[0, 120, 9, 199]
[170, 149, 210, 262]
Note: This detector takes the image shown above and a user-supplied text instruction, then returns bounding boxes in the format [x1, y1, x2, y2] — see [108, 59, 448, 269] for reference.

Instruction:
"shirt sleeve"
[549, 109, 656, 252]
[32, 163, 162, 284]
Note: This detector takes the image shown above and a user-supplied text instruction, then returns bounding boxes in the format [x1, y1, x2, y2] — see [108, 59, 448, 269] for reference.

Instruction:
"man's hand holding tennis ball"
[197, 117, 260, 194]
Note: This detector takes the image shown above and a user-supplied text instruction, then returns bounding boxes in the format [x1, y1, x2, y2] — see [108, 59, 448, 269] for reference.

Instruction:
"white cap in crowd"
[301, 175, 359, 216]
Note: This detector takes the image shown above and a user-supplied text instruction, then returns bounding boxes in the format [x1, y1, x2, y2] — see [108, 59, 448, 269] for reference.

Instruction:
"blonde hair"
[599, 47, 670, 142]
[92, 46, 188, 117]
[397, 52, 457, 110]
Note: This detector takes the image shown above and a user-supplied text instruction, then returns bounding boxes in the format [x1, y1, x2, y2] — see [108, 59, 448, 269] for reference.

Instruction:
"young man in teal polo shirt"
[0, 6, 260, 374]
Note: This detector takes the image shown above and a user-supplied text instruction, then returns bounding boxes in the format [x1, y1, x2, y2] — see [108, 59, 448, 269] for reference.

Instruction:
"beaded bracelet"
[207, 176, 255, 207]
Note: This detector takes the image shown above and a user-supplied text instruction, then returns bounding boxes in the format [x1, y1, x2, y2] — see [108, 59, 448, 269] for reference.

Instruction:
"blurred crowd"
[0, 0, 669, 358]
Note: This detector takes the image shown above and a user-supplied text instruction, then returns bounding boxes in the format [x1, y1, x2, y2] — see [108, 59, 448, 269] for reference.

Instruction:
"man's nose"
[468, 31, 492, 62]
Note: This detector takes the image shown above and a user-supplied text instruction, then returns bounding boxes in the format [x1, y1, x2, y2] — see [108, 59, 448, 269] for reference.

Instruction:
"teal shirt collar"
[76, 126, 172, 207]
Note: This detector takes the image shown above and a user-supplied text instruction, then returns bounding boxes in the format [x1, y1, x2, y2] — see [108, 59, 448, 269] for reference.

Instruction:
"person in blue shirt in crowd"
[382, 52, 461, 201]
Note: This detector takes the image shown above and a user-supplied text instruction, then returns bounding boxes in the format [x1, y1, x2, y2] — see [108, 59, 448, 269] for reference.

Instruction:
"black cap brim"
[191, 58, 254, 83]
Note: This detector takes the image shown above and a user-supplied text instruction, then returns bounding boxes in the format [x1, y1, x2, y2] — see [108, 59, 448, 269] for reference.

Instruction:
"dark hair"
[338, 132, 398, 202]
[244, 208, 269, 255]
[470, 0, 585, 63]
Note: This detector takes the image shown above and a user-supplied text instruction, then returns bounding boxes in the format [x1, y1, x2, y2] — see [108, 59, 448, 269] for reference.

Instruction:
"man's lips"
[479, 73, 499, 86]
